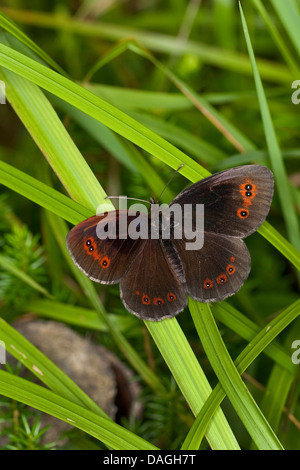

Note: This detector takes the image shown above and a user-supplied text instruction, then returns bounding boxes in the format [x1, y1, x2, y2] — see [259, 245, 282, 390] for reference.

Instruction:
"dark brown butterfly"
[66, 165, 274, 321]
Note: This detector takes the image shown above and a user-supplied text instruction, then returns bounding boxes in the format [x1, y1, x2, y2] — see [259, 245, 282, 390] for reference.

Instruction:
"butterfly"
[66, 165, 274, 321]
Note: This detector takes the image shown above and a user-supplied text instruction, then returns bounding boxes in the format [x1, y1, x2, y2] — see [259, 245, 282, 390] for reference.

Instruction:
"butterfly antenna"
[104, 195, 151, 205]
[105, 164, 184, 206]
[156, 164, 184, 203]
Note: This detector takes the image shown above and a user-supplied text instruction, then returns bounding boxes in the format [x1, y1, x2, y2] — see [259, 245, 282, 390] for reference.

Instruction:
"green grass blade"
[0, 35, 107, 212]
[0, 160, 92, 224]
[128, 110, 226, 165]
[0, 39, 203, 183]
[269, 0, 300, 59]
[50, 94, 138, 173]
[0, 318, 107, 416]
[127, 40, 255, 153]
[87, 83, 193, 112]
[213, 301, 295, 373]
[82, 39, 246, 157]
[250, 0, 300, 76]
[258, 222, 300, 272]
[259, 366, 294, 436]
[189, 301, 284, 450]
[183, 298, 300, 449]
[2, 7, 294, 83]
[0, 371, 157, 450]
[24, 299, 137, 333]
[254, 317, 300, 438]
[0, 9, 66, 75]
[239, 4, 300, 253]
[146, 319, 240, 450]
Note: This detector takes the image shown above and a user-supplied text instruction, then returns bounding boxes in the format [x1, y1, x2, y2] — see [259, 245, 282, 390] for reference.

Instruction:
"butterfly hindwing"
[120, 238, 187, 320]
[172, 233, 250, 302]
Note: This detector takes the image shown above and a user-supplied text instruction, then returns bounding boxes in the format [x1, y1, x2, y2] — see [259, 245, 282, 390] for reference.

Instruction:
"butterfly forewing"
[67, 212, 146, 284]
[171, 165, 274, 238]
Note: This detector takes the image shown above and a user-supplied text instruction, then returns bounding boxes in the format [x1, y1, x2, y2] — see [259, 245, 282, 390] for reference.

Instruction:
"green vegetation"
[0, 0, 299, 450]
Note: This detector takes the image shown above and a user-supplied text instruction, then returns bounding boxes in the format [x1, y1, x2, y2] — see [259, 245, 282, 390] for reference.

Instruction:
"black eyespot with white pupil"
[245, 184, 252, 190]
[85, 239, 95, 252]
